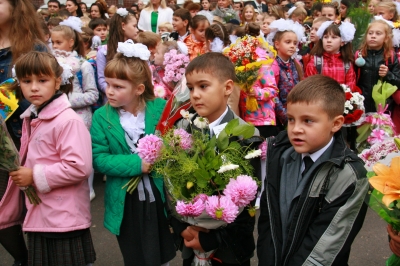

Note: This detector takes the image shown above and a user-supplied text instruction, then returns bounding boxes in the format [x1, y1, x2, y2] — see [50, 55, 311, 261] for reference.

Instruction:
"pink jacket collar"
[20, 94, 71, 120]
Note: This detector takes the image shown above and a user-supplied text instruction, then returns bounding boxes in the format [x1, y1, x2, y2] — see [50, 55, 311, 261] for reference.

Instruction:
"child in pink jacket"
[239, 64, 279, 137]
[9, 51, 95, 266]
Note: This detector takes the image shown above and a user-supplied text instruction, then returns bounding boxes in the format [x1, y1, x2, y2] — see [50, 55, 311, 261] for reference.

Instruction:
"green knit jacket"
[90, 98, 166, 235]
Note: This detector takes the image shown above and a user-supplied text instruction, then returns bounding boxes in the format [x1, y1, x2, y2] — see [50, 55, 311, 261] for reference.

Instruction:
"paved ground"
[0, 174, 392, 266]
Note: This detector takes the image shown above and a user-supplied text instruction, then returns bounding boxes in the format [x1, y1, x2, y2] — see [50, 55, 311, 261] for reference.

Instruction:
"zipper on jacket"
[266, 139, 279, 266]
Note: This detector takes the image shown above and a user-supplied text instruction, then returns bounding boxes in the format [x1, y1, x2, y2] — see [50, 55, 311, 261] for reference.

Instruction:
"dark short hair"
[173, 8, 191, 29]
[287, 75, 345, 119]
[48, 0, 61, 8]
[88, 18, 107, 30]
[185, 52, 236, 83]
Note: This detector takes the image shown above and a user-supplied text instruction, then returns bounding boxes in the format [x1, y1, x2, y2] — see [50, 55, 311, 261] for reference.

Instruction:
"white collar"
[118, 109, 145, 145]
[179, 31, 189, 41]
[208, 107, 229, 135]
[30, 105, 38, 117]
[302, 137, 334, 163]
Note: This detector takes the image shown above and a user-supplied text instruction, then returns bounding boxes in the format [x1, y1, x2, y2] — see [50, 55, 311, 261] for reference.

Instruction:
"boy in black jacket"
[170, 53, 261, 266]
[257, 75, 369, 266]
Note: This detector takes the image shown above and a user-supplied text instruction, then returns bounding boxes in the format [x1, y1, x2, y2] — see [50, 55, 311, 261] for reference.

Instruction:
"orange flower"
[369, 157, 400, 207]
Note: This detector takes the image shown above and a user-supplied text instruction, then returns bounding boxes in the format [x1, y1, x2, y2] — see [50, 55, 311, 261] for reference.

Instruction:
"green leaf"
[193, 168, 210, 181]
[214, 175, 224, 185]
[217, 130, 229, 151]
[232, 124, 255, 139]
[207, 135, 217, 150]
[197, 178, 208, 188]
[228, 141, 242, 150]
[210, 157, 221, 169]
[224, 119, 239, 135]
[181, 186, 191, 199]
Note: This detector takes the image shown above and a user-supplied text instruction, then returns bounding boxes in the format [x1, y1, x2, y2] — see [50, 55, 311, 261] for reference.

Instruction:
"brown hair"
[290, 6, 307, 20]
[205, 21, 230, 47]
[107, 10, 137, 62]
[273, 31, 304, 81]
[287, 74, 345, 119]
[310, 23, 354, 64]
[359, 20, 393, 62]
[269, 5, 286, 19]
[245, 22, 260, 37]
[52, 25, 85, 56]
[7, 0, 46, 65]
[185, 52, 236, 82]
[104, 54, 155, 109]
[47, 17, 63, 27]
[12, 51, 73, 100]
[186, 2, 201, 11]
[321, 3, 339, 17]
[136, 32, 161, 49]
[376, 2, 399, 21]
[241, 5, 257, 24]
[81, 27, 94, 47]
[191, 14, 210, 30]
[173, 8, 192, 30]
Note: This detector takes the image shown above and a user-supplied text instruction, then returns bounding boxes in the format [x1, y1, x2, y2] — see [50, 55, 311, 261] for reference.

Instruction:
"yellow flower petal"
[373, 162, 391, 176]
[382, 194, 400, 207]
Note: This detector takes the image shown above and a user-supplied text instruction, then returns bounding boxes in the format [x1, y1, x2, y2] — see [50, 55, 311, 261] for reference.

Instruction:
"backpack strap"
[344, 61, 350, 75]
[314, 56, 323, 74]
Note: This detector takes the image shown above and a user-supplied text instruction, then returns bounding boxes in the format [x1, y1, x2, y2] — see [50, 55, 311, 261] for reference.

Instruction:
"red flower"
[345, 92, 352, 101]
[242, 58, 250, 66]
[344, 109, 363, 124]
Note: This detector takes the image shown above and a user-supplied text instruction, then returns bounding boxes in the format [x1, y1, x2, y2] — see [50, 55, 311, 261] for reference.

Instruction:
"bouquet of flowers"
[0, 78, 18, 121]
[163, 49, 190, 86]
[341, 84, 365, 125]
[367, 156, 400, 265]
[0, 116, 41, 205]
[148, 113, 261, 265]
[223, 35, 275, 112]
[360, 137, 400, 168]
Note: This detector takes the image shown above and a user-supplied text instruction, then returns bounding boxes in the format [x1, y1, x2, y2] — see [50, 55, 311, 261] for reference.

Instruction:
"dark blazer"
[245, 1, 268, 13]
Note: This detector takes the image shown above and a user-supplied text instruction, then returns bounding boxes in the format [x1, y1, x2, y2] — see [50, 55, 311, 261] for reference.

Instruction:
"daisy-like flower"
[217, 163, 239, 173]
[173, 128, 193, 150]
[206, 195, 239, 223]
[244, 149, 262, 159]
[224, 175, 258, 207]
[154, 84, 166, 98]
[176, 198, 205, 217]
[180, 109, 194, 122]
[194, 116, 209, 129]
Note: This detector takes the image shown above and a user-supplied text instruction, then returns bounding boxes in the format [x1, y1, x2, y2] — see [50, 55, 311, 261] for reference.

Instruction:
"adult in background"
[138, 0, 173, 33]
[0, 1, 48, 265]
[90, 2, 108, 20]
[245, 0, 268, 14]
[66, 0, 84, 17]
[47, 0, 61, 16]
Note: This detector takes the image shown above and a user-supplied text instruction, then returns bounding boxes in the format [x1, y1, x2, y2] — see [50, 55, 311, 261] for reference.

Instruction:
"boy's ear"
[224, 79, 234, 96]
[183, 19, 189, 27]
[331, 115, 344, 133]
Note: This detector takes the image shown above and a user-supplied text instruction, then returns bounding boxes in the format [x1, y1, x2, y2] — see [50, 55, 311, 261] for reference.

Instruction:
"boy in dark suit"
[171, 52, 261, 266]
[257, 75, 369, 266]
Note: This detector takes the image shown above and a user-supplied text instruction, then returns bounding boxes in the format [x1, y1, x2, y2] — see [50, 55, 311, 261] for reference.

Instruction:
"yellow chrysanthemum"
[369, 157, 400, 207]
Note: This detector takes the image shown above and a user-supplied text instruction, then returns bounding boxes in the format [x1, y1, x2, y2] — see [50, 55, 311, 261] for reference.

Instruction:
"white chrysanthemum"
[194, 117, 209, 129]
[217, 163, 239, 174]
[244, 149, 262, 159]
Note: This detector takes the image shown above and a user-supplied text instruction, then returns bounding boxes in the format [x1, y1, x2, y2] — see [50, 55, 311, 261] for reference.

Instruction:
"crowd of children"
[2, 0, 400, 265]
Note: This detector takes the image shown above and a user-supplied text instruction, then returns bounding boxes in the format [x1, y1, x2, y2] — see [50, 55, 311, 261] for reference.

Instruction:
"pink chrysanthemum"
[173, 128, 193, 150]
[176, 198, 205, 217]
[205, 195, 239, 223]
[137, 134, 163, 164]
[259, 141, 267, 160]
[224, 175, 258, 207]
[194, 193, 208, 203]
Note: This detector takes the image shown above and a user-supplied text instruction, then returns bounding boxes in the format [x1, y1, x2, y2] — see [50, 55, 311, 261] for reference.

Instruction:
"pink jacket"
[19, 94, 93, 232]
[0, 179, 24, 230]
[239, 65, 278, 126]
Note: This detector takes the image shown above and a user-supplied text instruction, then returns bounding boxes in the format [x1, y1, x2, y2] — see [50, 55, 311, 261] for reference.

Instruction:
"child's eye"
[305, 119, 313, 124]
[287, 117, 294, 122]
[187, 86, 193, 91]
[200, 84, 208, 89]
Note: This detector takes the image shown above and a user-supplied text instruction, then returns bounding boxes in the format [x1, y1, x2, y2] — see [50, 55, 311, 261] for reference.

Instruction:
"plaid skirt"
[27, 228, 96, 266]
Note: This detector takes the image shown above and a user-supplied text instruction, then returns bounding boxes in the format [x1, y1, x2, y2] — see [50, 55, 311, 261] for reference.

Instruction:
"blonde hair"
[242, 5, 257, 23]
[376, 2, 399, 21]
[290, 7, 307, 20]
[158, 22, 173, 32]
[52, 25, 85, 56]
[104, 54, 155, 108]
[359, 20, 393, 61]
[136, 31, 162, 49]
[108, 5, 117, 15]
[146, 0, 167, 10]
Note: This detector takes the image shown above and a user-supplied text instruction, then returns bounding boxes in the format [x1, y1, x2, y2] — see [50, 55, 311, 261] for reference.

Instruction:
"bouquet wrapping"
[0, 78, 18, 121]
[0, 116, 41, 205]
[151, 115, 261, 265]
[223, 36, 275, 112]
